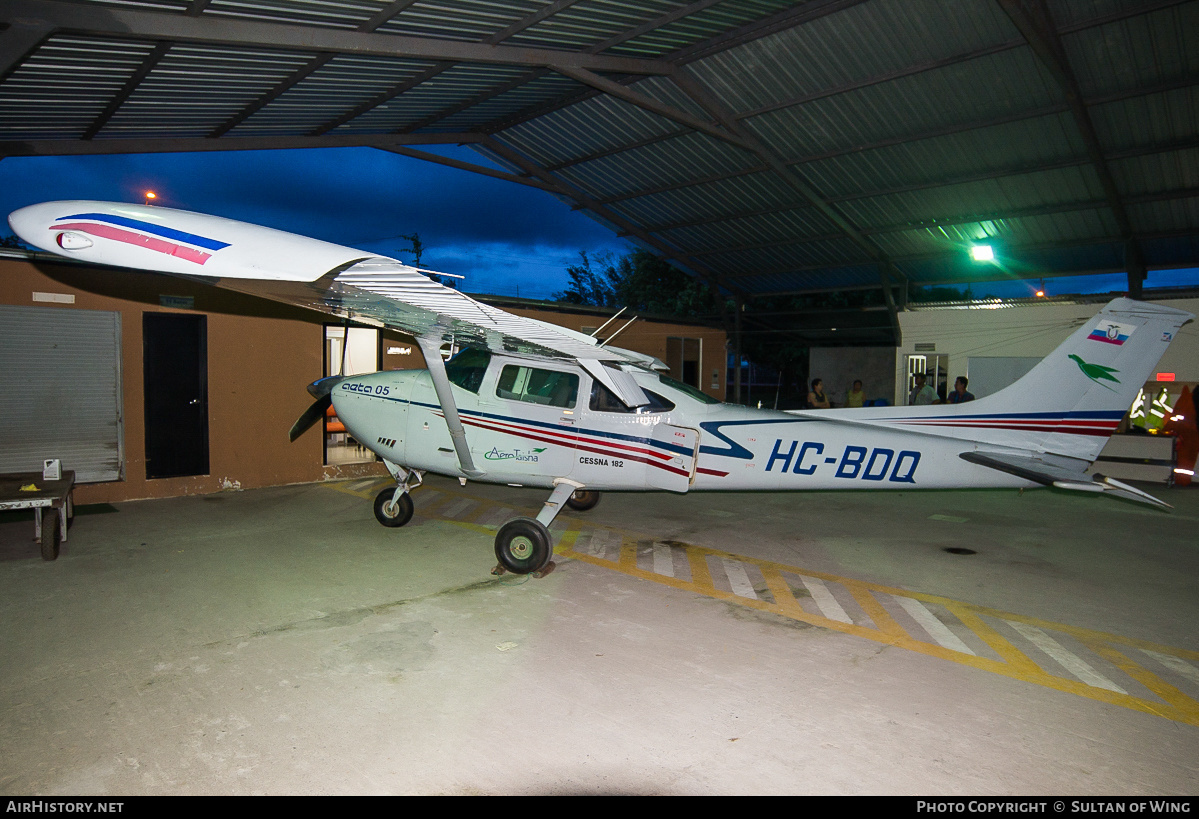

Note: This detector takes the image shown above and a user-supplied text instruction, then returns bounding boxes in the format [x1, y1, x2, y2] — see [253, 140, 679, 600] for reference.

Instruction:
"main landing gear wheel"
[373, 488, 414, 528]
[565, 489, 600, 512]
[494, 517, 553, 575]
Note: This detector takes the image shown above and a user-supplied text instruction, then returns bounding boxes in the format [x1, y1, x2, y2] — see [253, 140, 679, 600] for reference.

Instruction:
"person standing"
[808, 378, 831, 409]
[948, 376, 975, 404]
[846, 379, 866, 408]
[909, 372, 937, 406]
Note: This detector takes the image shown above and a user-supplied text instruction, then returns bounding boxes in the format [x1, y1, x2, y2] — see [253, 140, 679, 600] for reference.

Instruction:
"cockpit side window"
[589, 382, 675, 413]
[496, 365, 579, 409]
[444, 348, 490, 394]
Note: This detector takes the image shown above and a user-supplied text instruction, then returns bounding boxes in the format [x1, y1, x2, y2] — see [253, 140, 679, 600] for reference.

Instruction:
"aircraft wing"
[8, 200, 652, 405]
[960, 450, 1170, 509]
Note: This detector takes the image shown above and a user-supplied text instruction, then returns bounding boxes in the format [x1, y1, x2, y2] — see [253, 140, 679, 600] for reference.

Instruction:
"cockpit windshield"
[655, 372, 722, 404]
[444, 348, 490, 394]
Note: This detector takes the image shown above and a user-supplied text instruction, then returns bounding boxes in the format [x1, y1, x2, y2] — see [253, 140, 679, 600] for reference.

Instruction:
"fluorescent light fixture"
[970, 245, 994, 262]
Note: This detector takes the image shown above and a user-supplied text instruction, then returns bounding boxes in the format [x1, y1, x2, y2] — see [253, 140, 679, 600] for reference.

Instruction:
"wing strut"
[417, 336, 486, 479]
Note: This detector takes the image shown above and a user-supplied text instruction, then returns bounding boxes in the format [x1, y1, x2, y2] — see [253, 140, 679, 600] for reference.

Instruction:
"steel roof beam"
[488, 0, 586, 44]
[0, 18, 51, 79]
[590, 68, 1195, 212]
[398, 68, 551, 134]
[669, 0, 870, 66]
[644, 135, 1199, 235]
[480, 0, 867, 142]
[669, 69, 905, 337]
[378, 145, 559, 192]
[728, 222, 1198, 285]
[479, 136, 741, 297]
[311, 61, 454, 135]
[0, 0, 674, 75]
[551, 65, 754, 153]
[592, 163, 770, 206]
[0, 133, 483, 158]
[517, 1, 1187, 177]
[82, 41, 172, 141]
[995, 0, 1147, 296]
[710, 186, 1199, 276]
[209, 3, 423, 140]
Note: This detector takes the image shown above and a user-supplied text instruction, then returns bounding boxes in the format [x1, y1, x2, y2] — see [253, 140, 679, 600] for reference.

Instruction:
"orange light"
[1035, 290, 1045, 297]
[1157, 373, 1176, 381]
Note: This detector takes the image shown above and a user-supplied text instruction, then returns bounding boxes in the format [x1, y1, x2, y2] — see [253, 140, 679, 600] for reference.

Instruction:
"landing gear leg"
[374, 463, 423, 528]
[493, 478, 585, 578]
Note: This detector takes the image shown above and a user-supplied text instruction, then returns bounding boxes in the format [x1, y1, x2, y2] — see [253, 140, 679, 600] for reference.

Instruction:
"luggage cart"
[0, 471, 75, 561]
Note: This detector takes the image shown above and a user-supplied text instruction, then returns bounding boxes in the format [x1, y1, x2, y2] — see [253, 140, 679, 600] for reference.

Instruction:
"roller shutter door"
[0, 305, 124, 482]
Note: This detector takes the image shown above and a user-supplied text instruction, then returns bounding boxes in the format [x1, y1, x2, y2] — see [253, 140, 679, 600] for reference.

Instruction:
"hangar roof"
[1, 0, 1197, 344]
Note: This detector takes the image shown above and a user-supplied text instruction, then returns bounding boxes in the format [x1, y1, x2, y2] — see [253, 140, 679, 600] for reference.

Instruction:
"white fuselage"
[331, 354, 1034, 495]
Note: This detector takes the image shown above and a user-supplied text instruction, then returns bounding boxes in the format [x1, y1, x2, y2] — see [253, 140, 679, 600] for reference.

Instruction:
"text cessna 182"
[9, 201, 1193, 577]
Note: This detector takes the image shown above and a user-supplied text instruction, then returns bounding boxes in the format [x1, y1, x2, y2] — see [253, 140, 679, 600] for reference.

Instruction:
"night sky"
[0, 144, 631, 301]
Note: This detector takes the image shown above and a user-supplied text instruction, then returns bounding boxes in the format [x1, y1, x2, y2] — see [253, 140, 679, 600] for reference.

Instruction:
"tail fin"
[971, 298, 1192, 460]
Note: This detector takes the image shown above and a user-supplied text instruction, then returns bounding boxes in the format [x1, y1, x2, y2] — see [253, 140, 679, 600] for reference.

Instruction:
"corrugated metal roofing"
[1, 0, 1197, 344]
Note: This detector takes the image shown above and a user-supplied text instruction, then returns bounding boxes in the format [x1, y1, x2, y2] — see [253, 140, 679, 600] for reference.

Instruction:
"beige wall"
[895, 298, 1199, 406]
[1, 255, 725, 503]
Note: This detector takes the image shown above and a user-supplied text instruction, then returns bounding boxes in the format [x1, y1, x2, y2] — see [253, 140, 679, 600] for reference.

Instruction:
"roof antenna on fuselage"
[590, 307, 626, 339]
[597, 314, 639, 348]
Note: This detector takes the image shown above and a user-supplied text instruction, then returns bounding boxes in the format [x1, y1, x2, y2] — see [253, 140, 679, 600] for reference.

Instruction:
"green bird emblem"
[1069, 354, 1120, 388]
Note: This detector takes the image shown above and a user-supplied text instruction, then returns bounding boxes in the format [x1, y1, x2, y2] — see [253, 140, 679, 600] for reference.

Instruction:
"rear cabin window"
[496, 365, 579, 409]
[589, 382, 675, 413]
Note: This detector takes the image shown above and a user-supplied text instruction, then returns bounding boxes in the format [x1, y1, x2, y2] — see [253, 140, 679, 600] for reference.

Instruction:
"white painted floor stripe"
[441, 498, 475, 518]
[652, 544, 675, 577]
[1007, 621, 1127, 693]
[1141, 649, 1199, 686]
[578, 529, 615, 558]
[800, 576, 853, 623]
[896, 597, 976, 655]
[478, 506, 512, 526]
[721, 558, 757, 599]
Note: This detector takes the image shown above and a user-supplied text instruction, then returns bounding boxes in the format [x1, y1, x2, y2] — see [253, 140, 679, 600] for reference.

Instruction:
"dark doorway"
[143, 313, 209, 479]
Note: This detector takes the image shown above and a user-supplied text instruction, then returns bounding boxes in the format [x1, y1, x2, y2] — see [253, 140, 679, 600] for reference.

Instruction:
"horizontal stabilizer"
[961, 451, 1170, 509]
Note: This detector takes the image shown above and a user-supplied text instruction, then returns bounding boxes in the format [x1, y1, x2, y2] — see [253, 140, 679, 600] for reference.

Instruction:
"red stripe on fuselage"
[445, 412, 691, 477]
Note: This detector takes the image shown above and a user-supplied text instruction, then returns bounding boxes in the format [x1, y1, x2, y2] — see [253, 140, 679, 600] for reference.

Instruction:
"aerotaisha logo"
[484, 446, 545, 462]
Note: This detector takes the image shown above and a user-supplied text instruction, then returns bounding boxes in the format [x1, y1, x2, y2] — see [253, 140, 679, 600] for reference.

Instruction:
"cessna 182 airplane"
[8, 201, 1194, 577]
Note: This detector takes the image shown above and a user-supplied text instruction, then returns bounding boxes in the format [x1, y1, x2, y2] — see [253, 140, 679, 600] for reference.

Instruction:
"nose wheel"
[373, 464, 421, 528]
[373, 488, 414, 527]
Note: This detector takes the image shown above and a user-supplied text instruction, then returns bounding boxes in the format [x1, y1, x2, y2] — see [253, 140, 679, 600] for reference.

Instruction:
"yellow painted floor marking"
[321, 479, 1199, 726]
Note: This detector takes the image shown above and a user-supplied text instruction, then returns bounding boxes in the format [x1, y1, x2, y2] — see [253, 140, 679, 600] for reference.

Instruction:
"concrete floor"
[1, 475, 1197, 795]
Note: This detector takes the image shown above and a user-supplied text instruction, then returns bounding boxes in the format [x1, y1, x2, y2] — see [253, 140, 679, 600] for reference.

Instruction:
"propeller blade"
[289, 393, 332, 443]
